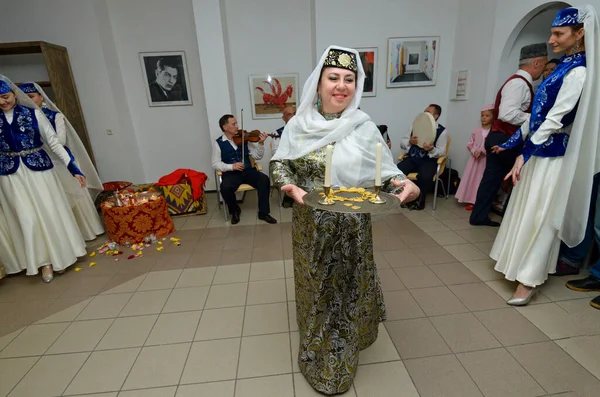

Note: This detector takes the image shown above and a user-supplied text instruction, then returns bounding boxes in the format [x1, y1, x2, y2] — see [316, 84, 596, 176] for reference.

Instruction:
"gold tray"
[303, 188, 400, 214]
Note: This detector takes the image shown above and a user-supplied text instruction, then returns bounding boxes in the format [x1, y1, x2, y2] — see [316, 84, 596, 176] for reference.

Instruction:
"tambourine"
[411, 112, 436, 148]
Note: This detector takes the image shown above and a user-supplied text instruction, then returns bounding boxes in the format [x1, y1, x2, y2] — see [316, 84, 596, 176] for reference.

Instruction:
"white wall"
[444, 0, 497, 177]
[0, 0, 145, 183]
[499, 5, 566, 92]
[106, 0, 212, 184]
[315, 0, 460, 161]
[92, 0, 146, 184]
[192, 0, 234, 142]
[483, 0, 579, 101]
[192, 0, 236, 190]
[223, 0, 314, 172]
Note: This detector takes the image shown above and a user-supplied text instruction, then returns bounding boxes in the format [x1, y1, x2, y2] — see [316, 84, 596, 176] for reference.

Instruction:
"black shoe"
[231, 212, 240, 225]
[565, 276, 600, 292]
[470, 218, 500, 227]
[590, 295, 600, 310]
[552, 260, 580, 276]
[235, 205, 242, 215]
[405, 200, 424, 211]
[258, 214, 277, 224]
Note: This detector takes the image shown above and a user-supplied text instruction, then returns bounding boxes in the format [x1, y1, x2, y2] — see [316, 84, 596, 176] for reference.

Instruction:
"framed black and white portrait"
[139, 51, 192, 107]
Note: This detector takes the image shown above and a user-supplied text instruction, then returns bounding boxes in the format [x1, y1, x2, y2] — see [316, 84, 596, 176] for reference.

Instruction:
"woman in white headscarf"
[491, 5, 600, 305]
[19, 82, 104, 241]
[0, 75, 87, 282]
[270, 45, 419, 395]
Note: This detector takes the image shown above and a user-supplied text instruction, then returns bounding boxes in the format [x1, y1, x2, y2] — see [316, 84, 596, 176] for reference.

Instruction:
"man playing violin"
[212, 114, 277, 224]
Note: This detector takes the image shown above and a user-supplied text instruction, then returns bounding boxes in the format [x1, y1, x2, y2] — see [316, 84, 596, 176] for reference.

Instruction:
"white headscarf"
[551, 5, 600, 247]
[272, 45, 404, 187]
[25, 82, 103, 200]
[0, 75, 40, 109]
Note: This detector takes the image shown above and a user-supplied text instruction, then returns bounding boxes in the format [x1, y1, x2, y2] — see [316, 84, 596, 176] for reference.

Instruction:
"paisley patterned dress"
[270, 122, 403, 394]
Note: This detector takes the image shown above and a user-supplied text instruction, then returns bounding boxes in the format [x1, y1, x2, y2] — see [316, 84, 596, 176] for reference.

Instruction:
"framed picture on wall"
[450, 69, 469, 100]
[386, 36, 440, 88]
[139, 51, 192, 107]
[249, 73, 299, 119]
[355, 47, 378, 97]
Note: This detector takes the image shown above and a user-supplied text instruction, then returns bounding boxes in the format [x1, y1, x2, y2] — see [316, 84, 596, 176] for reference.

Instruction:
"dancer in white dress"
[491, 5, 600, 305]
[0, 75, 87, 282]
[19, 82, 104, 241]
[0, 204, 19, 273]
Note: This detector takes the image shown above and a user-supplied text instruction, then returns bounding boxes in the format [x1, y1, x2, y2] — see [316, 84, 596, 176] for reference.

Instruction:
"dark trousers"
[470, 131, 520, 224]
[559, 174, 600, 278]
[220, 168, 271, 216]
[397, 156, 438, 206]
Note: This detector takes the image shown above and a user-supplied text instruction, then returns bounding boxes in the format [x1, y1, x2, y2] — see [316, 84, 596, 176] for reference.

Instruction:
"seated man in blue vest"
[397, 104, 448, 210]
[212, 114, 277, 225]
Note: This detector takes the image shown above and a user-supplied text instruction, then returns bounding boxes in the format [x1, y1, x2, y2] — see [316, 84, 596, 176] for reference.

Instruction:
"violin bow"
[241, 109, 245, 167]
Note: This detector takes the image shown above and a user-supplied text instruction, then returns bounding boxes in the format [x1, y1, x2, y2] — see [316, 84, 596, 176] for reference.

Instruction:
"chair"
[215, 157, 263, 221]
[397, 137, 452, 211]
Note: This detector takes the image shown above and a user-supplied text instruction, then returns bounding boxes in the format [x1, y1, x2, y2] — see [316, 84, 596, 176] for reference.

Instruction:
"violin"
[235, 108, 281, 165]
[232, 129, 280, 145]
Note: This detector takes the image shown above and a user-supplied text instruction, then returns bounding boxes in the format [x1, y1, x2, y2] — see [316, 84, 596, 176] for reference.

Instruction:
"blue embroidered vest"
[408, 124, 445, 159]
[42, 107, 57, 129]
[275, 126, 284, 137]
[501, 53, 586, 161]
[41, 107, 75, 161]
[0, 105, 54, 175]
[216, 137, 253, 169]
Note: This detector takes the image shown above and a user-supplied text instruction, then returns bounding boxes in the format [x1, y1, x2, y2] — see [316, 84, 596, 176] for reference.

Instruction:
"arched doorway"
[496, 1, 571, 91]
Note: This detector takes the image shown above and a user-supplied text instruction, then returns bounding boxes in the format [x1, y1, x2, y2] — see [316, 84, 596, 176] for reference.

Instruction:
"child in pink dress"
[455, 105, 494, 208]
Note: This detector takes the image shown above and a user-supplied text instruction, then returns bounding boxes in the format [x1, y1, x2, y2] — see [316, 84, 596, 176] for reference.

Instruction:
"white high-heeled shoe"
[41, 265, 54, 283]
[507, 287, 537, 306]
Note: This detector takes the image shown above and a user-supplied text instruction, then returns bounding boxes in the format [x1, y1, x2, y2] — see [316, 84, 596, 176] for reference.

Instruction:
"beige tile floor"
[1, 192, 599, 396]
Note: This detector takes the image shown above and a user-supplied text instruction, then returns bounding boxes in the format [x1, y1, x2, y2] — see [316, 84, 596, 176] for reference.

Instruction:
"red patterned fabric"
[156, 169, 207, 201]
[101, 195, 175, 244]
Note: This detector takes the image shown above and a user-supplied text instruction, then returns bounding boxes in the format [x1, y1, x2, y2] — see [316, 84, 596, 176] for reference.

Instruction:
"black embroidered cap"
[323, 49, 358, 73]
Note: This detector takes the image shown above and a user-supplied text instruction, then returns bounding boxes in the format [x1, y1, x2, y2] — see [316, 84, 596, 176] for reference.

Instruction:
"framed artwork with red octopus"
[249, 73, 299, 119]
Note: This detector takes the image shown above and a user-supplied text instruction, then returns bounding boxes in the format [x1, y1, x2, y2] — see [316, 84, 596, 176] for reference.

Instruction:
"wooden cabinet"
[0, 41, 95, 164]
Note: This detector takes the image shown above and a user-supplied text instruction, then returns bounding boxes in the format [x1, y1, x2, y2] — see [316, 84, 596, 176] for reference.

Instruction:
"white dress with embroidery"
[0, 204, 19, 272]
[51, 112, 104, 241]
[491, 67, 587, 287]
[0, 109, 87, 275]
